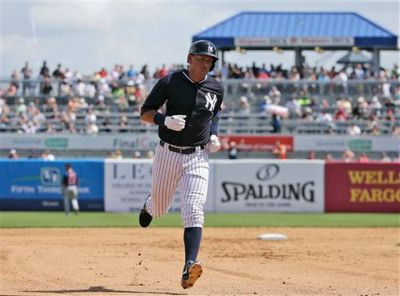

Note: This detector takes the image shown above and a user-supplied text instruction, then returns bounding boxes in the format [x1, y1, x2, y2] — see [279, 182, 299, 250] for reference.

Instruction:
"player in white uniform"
[139, 40, 224, 289]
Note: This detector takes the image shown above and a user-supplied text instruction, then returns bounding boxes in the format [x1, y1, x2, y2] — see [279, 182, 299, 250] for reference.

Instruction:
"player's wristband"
[154, 113, 166, 125]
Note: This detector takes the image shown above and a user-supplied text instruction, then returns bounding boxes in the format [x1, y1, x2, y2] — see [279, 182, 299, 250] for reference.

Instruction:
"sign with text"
[325, 162, 400, 212]
[235, 37, 354, 47]
[0, 134, 159, 151]
[219, 135, 293, 151]
[0, 160, 104, 211]
[212, 160, 324, 212]
[294, 135, 399, 152]
[104, 159, 215, 213]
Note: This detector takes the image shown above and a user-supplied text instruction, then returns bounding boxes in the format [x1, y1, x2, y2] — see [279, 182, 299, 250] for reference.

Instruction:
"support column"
[295, 48, 303, 68]
[372, 48, 380, 77]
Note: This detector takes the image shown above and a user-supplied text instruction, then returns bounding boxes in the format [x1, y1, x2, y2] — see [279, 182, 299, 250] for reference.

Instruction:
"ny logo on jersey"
[205, 92, 217, 112]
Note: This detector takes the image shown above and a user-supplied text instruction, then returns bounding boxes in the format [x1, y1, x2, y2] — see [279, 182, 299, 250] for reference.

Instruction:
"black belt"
[160, 140, 204, 154]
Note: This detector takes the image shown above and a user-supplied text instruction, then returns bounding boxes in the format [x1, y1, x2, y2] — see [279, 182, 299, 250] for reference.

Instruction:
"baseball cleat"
[139, 204, 152, 228]
[181, 260, 202, 289]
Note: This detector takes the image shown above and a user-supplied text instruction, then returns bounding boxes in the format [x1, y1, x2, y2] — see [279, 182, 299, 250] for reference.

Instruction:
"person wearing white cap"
[8, 149, 19, 159]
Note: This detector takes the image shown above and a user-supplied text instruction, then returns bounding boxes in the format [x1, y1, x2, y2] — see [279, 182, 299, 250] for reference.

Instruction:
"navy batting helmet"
[189, 40, 218, 71]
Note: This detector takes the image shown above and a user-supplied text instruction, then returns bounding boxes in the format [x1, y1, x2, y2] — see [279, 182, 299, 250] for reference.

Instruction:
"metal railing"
[1, 77, 399, 102]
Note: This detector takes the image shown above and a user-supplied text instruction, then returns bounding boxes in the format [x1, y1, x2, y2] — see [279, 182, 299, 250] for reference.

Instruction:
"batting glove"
[164, 115, 186, 131]
[207, 135, 221, 153]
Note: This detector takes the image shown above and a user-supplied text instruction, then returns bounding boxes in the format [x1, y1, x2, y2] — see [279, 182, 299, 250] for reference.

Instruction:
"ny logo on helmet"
[208, 45, 214, 53]
[205, 93, 217, 112]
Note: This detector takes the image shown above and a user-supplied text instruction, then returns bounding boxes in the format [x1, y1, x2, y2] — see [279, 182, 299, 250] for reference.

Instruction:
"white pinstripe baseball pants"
[145, 142, 209, 228]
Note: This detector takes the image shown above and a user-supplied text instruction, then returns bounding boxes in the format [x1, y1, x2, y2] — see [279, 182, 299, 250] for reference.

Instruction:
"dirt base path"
[1, 228, 399, 296]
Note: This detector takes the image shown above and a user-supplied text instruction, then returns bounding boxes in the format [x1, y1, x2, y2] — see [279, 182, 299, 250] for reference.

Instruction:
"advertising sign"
[104, 159, 185, 212]
[0, 160, 104, 211]
[0, 134, 159, 151]
[219, 135, 293, 151]
[294, 135, 399, 152]
[104, 159, 215, 213]
[234, 37, 354, 47]
[212, 160, 324, 212]
[325, 162, 400, 212]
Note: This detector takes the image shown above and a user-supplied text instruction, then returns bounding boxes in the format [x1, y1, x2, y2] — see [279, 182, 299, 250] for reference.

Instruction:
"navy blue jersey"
[141, 70, 224, 146]
[63, 170, 79, 187]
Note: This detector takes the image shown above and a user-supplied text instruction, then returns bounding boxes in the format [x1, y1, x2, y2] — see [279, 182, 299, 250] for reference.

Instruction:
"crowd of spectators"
[0, 61, 399, 136]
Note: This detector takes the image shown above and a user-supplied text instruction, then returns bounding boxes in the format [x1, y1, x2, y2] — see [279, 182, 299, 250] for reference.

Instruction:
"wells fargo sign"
[325, 162, 400, 212]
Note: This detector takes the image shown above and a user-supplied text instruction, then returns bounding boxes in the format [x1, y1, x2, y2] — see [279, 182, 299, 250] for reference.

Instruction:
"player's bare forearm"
[140, 110, 158, 124]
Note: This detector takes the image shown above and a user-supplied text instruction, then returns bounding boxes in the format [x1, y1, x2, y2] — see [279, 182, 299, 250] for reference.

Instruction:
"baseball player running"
[139, 40, 224, 289]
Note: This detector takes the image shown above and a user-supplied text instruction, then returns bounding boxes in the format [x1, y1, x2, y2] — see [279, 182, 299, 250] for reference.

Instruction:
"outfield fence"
[0, 159, 398, 213]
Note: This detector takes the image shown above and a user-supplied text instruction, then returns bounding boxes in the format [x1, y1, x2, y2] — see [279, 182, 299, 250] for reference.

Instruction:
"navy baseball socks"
[139, 203, 152, 227]
[181, 227, 203, 289]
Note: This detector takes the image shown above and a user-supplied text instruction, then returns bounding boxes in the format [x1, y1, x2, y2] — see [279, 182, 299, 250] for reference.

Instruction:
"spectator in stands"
[334, 106, 348, 122]
[40, 74, 53, 95]
[114, 149, 123, 159]
[6, 70, 19, 97]
[16, 97, 27, 115]
[98, 79, 111, 96]
[369, 96, 382, 117]
[39, 61, 49, 76]
[127, 65, 137, 79]
[347, 123, 361, 135]
[52, 63, 64, 79]
[324, 153, 333, 161]
[31, 105, 46, 128]
[354, 64, 365, 80]
[86, 122, 99, 134]
[101, 116, 113, 133]
[146, 150, 155, 159]
[85, 108, 97, 125]
[352, 96, 369, 119]
[20, 61, 33, 96]
[140, 64, 150, 80]
[95, 95, 107, 110]
[73, 78, 86, 97]
[307, 151, 316, 160]
[237, 96, 251, 114]
[227, 141, 238, 159]
[45, 123, 56, 133]
[0, 98, 10, 130]
[394, 85, 400, 105]
[380, 152, 391, 162]
[285, 96, 301, 118]
[133, 151, 141, 159]
[268, 86, 281, 104]
[272, 140, 287, 159]
[342, 150, 355, 162]
[358, 153, 370, 163]
[118, 113, 129, 132]
[8, 149, 19, 159]
[22, 120, 37, 134]
[42, 150, 55, 161]
[62, 108, 77, 134]
[98, 67, 107, 78]
[43, 97, 59, 118]
[271, 114, 281, 133]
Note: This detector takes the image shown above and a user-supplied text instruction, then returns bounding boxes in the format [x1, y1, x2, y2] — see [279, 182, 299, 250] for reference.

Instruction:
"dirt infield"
[1, 228, 399, 296]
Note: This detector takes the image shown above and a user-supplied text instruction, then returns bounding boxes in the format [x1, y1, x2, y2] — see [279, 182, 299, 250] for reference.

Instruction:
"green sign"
[44, 138, 68, 149]
[348, 139, 372, 152]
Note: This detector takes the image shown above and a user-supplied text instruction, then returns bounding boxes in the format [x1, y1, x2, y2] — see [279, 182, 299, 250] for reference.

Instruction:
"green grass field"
[0, 212, 398, 228]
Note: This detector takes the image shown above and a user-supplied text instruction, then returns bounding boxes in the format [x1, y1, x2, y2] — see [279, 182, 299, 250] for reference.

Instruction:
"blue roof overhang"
[192, 12, 399, 51]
